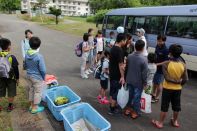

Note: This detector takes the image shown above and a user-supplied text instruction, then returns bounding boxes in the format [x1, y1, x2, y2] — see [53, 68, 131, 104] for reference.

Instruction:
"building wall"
[21, 0, 90, 16]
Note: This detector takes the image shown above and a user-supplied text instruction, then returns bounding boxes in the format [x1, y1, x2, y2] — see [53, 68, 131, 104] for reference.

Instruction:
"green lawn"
[0, 85, 29, 131]
[18, 14, 101, 36]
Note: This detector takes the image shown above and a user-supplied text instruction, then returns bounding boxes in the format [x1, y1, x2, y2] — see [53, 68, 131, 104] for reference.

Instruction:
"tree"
[0, 0, 20, 13]
[33, 0, 48, 22]
[49, 7, 62, 25]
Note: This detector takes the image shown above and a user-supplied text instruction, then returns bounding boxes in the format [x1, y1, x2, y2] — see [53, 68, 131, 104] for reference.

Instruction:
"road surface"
[0, 14, 197, 131]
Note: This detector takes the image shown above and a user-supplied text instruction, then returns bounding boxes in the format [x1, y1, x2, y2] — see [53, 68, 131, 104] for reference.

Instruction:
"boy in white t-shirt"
[97, 51, 110, 104]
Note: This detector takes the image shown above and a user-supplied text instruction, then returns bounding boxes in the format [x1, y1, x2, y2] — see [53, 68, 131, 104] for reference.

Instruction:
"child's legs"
[160, 89, 171, 123]
[32, 79, 43, 105]
[0, 78, 6, 105]
[7, 79, 17, 104]
[171, 90, 181, 121]
[132, 86, 143, 114]
[153, 73, 164, 98]
[27, 77, 34, 103]
[81, 55, 87, 76]
[100, 79, 108, 98]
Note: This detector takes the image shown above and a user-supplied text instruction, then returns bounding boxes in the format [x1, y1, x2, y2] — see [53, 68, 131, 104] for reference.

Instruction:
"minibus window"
[106, 16, 124, 30]
[167, 17, 197, 39]
[145, 16, 166, 35]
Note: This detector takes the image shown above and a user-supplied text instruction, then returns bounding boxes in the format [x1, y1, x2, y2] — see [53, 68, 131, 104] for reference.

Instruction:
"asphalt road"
[0, 14, 197, 131]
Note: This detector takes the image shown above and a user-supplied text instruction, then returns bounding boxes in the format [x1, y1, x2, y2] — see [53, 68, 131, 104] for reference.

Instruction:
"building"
[21, 0, 90, 16]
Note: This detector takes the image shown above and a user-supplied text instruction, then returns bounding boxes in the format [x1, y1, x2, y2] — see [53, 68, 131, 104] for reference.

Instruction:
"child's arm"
[181, 64, 189, 85]
[38, 55, 46, 80]
[142, 60, 148, 87]
[11, 55, 19, 84]
[156, 60, 169, 66]
[21, 40, 25, 59]
[162, 62, 182, 84]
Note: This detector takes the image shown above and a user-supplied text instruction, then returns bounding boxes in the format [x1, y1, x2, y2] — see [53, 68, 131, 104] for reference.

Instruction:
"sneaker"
[31, 106, 45, 114]
[108, 109, 119, 115]
[88, 69, 93, 73]
[97, 95, 102, 101]
[81, 75, 89, 79]
[101, 99, 109, 104]
[85, 70, 90, 75]
[101, 97, 109, 104]
[7, 105, 14, 112]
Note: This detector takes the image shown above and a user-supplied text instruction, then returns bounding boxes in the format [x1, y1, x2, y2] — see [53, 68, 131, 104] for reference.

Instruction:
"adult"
[125, 40, 148, 119]
[136, 28, 148, 57]
[109, 33, 126, 115]
[21, 29, 34, 59]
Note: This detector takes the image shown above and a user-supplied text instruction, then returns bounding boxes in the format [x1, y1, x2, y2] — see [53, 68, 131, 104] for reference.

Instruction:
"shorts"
[97, 51, 103, 55]
[161, 88, 181, 112]
[110, 80, 121, 101]
[153, 72, 164, 85]
[100, 79, 108, 90]
[0, 78, 16, 97]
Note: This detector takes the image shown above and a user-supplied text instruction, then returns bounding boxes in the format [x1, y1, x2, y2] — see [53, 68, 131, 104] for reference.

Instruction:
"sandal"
[124, 108, 131, 116]
[130, 111, 139, 119]
[151, 120, 163, 129]
[170, 119, 180, 128]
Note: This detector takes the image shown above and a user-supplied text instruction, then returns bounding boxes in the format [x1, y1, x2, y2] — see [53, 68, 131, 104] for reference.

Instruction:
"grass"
[0, 85, 29, 131]
[19, 14, 101, 36]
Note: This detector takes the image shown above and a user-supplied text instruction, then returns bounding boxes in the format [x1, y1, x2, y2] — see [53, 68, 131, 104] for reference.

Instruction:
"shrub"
[86, 9, 110, 23]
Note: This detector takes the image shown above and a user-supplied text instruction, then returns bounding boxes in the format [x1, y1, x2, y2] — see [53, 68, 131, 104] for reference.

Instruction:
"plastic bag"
[117, 85, 129, 109]
[140, 90, 152, 113]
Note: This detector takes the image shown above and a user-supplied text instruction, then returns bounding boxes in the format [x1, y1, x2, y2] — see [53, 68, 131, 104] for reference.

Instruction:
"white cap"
[137, 28, 145, 35]
[117, 26, 124, 33]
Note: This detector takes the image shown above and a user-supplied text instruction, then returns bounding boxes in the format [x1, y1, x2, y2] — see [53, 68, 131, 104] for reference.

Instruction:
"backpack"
[94, 58, 105, 79]
[75, 42, 83, 57]
[0, 54, 12, 78]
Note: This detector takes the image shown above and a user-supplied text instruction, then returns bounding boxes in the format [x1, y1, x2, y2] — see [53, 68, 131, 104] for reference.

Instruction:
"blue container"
[60, 103, 111, 131]
[46, 86, 81, 121]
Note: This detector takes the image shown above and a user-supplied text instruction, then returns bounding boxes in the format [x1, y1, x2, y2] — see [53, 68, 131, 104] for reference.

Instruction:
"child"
[25, 36, 46, 114]
[123, 33, 134, 58]
[152, 44, 188, 129]
[145, 53, 157, 94]
[125, 40, 148, 119]
[152, 34, 169, 103]
[0, 38, 19, 112]
[105, 31, 115, 51]
[21, 29, 34, 59]
[87, 28, 94, 74]
[95, 30, 104, 64]
[97, 51, 110, 104]
[81, 33, 90, 79]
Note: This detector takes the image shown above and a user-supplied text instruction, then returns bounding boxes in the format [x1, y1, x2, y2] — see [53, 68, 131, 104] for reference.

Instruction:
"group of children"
[80, 27, 188, 129]
[0, 30, 46, 114]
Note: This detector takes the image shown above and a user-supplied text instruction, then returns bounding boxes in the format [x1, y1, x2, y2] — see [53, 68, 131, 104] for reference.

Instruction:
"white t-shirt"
[96, 37, 104, 53]
[147, 63, 157, 86]
[140, 36, 148, 57]
[82, 41, 89, 57]
[102, 58, 109, 79]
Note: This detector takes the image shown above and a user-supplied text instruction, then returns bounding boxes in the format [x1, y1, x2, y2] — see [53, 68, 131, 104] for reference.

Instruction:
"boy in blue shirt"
[152, 35, 169, 103]
[25, 36, 46, 114]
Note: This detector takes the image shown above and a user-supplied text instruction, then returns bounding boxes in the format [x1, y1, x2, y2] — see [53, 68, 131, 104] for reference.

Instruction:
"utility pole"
[27, 0, 32, 18]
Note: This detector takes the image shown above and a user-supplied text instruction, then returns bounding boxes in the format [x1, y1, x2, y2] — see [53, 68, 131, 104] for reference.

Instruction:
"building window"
[78, 7, 80, 10]
[73, 2, 75, 5]
[86, 8, 88, 11]
[78, 2, 80, 5]
[86, 3, 89, 6]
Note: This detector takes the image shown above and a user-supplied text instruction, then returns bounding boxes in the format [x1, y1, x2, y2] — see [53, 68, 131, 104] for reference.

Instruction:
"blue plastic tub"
[60, 103, 111, 131]
[46, 86, 81, 121]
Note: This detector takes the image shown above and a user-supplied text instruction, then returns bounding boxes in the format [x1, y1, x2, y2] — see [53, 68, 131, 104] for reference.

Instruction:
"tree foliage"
[49, 7, 62, 25]
[89, 0, 197, 13]
[0, 0, 20, 13]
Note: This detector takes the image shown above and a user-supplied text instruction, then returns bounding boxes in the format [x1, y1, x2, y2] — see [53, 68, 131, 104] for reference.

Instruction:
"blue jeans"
[127, 84, 143, 114]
